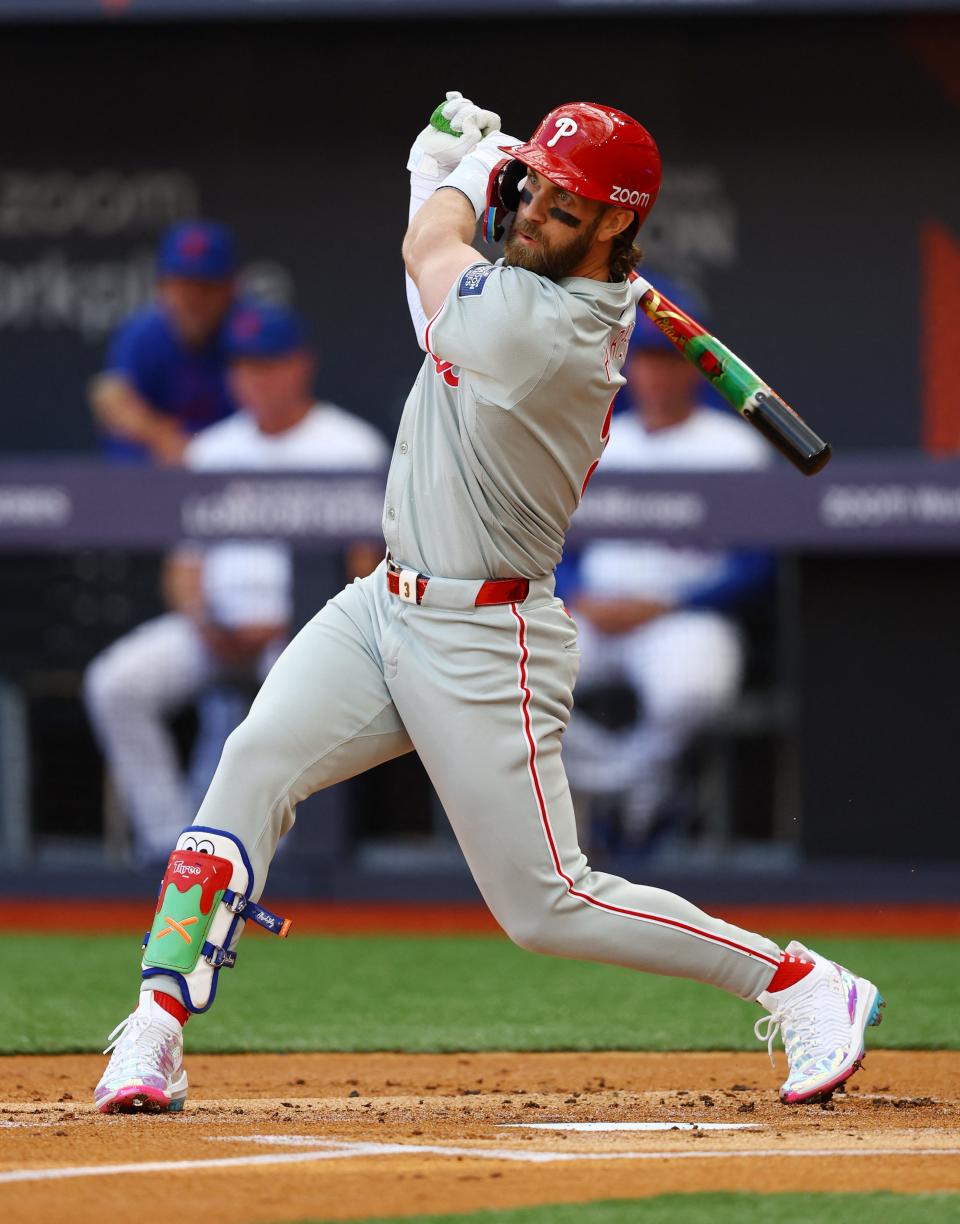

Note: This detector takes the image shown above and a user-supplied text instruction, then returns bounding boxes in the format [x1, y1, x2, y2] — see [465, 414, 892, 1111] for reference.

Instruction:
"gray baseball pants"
[145, 560, 781, 1008]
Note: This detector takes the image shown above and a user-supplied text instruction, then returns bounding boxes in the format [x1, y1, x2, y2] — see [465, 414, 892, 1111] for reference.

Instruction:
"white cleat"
[94, 990, 188, 1114]
[755, 940, 885, 1104]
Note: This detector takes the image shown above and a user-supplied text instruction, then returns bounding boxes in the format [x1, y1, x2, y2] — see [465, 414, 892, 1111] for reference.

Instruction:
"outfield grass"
[297, 1194, 960, 1224]
[1, 933, 954, 1054]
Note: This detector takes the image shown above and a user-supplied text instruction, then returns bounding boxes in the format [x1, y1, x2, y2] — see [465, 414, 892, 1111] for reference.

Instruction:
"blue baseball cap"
[157, 220, 237, 280]
[629, 275, 709, 356]
[226, 301, 308, 359]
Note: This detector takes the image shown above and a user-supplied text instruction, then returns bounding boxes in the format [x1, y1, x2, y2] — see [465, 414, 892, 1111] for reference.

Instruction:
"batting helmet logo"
[546, 117, 580, 147]
[504, 101, 661, 228]
[177, 226, 211, 259]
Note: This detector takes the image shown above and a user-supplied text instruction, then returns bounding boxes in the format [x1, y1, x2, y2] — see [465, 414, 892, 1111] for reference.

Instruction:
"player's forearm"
[573, 593, 673, 634]
[403, 189, 484, 319]
[198, 621, 287, 666]
[89, 374, 188, 456]
[161, 552, 206, 620]
[404, 171, 437, 349]
[402, 188, 477, 281]
[90, 374, 157, 439]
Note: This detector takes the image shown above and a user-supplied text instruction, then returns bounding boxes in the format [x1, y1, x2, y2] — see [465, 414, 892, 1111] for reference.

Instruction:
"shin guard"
[141, 827, 291, 1013]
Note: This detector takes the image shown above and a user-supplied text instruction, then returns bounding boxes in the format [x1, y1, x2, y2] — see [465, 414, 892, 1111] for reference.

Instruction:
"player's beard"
[503, 213, 603, 282]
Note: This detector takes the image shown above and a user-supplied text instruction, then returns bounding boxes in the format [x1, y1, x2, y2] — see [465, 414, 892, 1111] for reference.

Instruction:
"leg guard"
[141, 826, 291, 1013]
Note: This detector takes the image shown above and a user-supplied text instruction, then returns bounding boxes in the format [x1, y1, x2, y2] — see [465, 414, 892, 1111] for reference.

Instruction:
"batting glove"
[407, 90, 503, 180]
[438, 129, 522, 222]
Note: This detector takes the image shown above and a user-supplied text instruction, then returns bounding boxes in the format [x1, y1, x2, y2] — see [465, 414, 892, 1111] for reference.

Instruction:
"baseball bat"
[631, 276, 831, 476]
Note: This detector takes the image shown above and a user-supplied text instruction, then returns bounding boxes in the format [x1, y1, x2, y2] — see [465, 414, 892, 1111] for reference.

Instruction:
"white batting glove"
[438, 128, 523, 220]
[407, 90, 503, 180]
[442, 90, 501, 141]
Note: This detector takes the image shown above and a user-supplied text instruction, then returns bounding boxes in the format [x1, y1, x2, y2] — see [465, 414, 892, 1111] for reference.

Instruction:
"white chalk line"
[3, 1134, 960, 1184]
[0, 1147, 382, 1184]
[0, 1113, 286, 1129]
[218, 1124, 762, 1139]
[507, 1122, 760, 1132]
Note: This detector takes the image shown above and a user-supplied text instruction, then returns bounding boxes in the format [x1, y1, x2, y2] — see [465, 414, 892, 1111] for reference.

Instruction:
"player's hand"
[150, 419, 191, 467]
[574, 595, 672, 636]
[407, 90, 502, 179]
[441, 91, 501, 142]
[200, 622, 286, 665]
[455, 127, 522, 175]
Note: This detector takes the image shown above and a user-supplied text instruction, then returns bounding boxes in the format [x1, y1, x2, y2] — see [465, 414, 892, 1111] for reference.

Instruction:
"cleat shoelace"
[754, 1009, 820, 1071]
[102, 1013, 178, 1077]
[754, 1013, 781, 1068]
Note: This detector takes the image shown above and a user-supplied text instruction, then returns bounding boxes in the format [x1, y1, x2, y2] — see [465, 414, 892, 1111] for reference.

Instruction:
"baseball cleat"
[755, 939, 885, 1105]
[94, 989, 188, 1114]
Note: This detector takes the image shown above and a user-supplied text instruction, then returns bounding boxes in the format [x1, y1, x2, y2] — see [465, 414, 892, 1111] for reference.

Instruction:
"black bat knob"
[744, 390, 832, 476]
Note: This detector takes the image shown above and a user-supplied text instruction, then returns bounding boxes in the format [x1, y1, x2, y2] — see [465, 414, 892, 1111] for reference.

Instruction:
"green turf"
[293, 1194, 960, 1224]
[1, 932, 955, 1054]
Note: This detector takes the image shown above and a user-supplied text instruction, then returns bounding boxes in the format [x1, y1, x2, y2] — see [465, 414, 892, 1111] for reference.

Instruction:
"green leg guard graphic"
[142, 827, 290, 1012]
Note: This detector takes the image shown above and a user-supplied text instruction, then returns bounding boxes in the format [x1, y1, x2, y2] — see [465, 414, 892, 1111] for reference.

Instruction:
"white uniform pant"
[142, 563, 780, 1008]
[563, 612, 744, 835]
[84, 614, 282, 863]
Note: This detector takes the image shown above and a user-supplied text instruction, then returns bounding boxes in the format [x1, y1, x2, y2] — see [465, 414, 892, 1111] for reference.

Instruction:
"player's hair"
[608, 217, 642, 282]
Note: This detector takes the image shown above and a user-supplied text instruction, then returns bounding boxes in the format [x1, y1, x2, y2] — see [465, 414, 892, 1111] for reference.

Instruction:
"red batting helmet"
[510, 102, 661, 225]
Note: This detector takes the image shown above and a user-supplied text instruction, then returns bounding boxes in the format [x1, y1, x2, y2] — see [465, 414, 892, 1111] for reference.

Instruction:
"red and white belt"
[385, 558, 529, 607]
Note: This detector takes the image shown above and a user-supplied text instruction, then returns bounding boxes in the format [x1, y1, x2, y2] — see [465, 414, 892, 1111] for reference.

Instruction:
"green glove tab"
[429, 101, 461, 137]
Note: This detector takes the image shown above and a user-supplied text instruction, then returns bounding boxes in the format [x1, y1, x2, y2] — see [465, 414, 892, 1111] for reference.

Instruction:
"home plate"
[508, 1122, 761, 1132]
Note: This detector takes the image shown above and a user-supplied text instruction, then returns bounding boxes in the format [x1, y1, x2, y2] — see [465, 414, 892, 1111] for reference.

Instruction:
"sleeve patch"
[458, 264, 496, 298]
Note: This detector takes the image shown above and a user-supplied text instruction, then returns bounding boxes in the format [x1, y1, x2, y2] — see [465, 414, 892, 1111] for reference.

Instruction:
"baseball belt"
[385, 558, 529, 607]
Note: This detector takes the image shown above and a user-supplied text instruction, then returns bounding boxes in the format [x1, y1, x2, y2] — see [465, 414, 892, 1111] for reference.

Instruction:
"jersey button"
[398, 441, 409, 455]
[387, 507, 397, 520]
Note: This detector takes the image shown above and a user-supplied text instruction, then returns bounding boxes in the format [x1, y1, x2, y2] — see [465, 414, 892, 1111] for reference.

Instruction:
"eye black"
[549, 207, 581, 229]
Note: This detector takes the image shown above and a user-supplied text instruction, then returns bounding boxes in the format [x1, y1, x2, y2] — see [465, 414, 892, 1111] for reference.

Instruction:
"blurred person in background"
[83, 301, 389, 864]
[88, 220, 240, 464]
[562, 282, 773, 850]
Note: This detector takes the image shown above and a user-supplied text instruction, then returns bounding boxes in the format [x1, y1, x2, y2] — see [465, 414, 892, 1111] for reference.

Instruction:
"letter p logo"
[546, 117, 579, 148]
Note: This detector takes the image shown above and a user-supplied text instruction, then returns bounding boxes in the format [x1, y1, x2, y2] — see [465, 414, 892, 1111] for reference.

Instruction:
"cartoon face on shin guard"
[141, 827, 254, 1013]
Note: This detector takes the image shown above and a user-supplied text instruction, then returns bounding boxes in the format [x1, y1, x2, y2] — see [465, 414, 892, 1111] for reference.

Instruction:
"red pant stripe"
[509, 603, 779, 969]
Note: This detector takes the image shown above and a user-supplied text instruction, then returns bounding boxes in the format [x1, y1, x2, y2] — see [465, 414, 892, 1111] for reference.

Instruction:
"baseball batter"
[96, 92, 884, 1114]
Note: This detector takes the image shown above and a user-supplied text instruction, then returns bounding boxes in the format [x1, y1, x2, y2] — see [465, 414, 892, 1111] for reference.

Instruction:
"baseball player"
[84, 301, 389, 865]
[90, 221, 240, 465]
[95, 92, 884, 1115]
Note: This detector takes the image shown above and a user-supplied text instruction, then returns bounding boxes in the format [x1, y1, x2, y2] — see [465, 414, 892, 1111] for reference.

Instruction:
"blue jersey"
[102, 304, 238, 462]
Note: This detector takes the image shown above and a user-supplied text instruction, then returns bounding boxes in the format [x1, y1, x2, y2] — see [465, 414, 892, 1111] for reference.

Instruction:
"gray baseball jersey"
[145, 256, 782, 1016]
[383, 260, 635, 580]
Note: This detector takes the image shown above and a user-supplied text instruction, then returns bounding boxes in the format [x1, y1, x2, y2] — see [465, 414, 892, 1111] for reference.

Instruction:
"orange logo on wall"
[921, 222, 960, 455]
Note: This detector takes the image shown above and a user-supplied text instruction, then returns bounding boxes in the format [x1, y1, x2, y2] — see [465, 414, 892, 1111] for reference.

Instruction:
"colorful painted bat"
[633, 277, 831, 476]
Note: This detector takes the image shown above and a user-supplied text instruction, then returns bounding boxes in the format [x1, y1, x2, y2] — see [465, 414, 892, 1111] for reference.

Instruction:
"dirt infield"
[2, 1052, 958, 1223]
